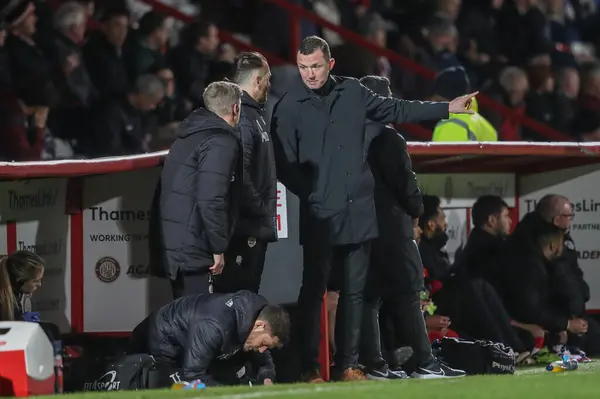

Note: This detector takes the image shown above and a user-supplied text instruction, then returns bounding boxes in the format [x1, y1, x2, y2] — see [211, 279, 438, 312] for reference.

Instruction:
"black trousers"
[214, 236, 268, 294]
[171, 271, 211, 299]
[297, 238, 371, 372]
[566, 315, 600, 356]
[362, 237, 433, 368]
[434, 278, 528, 353]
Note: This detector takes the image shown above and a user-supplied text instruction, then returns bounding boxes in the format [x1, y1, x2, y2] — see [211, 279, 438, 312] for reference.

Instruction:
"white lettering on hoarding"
[8, 188, 58, 210]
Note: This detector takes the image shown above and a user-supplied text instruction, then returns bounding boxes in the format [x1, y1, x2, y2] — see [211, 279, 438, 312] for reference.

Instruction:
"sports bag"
[435, 337, 516, 375]
[66, 354, 156, 392]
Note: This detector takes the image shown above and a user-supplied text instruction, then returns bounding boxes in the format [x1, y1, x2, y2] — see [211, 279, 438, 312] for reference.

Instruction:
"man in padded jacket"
[133, 290, 290, 385]
[215, 52, 277, 294]
[149, 81, 243, 298]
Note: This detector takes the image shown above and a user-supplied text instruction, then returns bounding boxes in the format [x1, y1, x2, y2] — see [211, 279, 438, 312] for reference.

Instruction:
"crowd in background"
[1, 0, 600, 162]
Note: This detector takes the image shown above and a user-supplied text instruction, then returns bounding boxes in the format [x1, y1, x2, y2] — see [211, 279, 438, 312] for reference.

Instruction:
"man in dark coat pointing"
[271, 35, 477, 382]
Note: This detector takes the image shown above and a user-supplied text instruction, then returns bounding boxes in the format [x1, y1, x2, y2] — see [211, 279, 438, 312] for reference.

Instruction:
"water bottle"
[171, 380, 206, 390]
[52, 340, 64, 393]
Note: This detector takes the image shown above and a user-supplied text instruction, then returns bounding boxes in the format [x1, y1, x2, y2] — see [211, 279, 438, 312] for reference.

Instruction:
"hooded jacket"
[147, 290, 275, 384]
[149, 108, 243, 279]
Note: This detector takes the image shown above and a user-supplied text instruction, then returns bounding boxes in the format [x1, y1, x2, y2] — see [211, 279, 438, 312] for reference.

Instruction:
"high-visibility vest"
[432, 111, 498, 142]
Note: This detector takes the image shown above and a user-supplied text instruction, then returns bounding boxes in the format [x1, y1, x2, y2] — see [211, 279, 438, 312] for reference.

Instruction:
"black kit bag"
[65, 354, 156, 392]
[436, 337, 516, 375]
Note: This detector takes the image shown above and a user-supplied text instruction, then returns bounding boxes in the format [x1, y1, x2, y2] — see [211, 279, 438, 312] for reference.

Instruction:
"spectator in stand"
[0, 250, 45, 322]
[0, 74, 58, 161]
[5, 1, 51, 84]
[149, 81, 243, 299]
[0, 22, 10, 88]
[481, 66, 529, 140]
[167, 20, 223, 107]
[553, 66, 580, 135]
[214, 52, 277, 295]
[332, 12, 392, 81]
[428, 66, 498, 141]
[83, 6, 130, 101]
[44, 1, 96, 147]
[509, 194, 600, 355]
[495, 0, 553, 66]
[149, 66, 190, 150]
[574, 64, 600, 140]
[413, 20, 461, 99]
[523, 53, 562, 140]
[123, 10, 168, 81]
[457, 0, 507, 87]
[418, 195, 535, 363]
[84, 73, 164, 157]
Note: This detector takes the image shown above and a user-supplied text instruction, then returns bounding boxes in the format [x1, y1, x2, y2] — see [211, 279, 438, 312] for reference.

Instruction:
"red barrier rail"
[2, 143, 599, 179]
[264, 0, 572, 142]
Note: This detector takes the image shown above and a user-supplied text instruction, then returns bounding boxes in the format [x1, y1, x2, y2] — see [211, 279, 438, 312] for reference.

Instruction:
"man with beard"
[418, 195, 535, 361]
[271, 35, 476, 383]
[214, 52, 277, 294]
[510, 194, 600, 355]
[358, 75, 465, 380]
[456, 195, 546, 355]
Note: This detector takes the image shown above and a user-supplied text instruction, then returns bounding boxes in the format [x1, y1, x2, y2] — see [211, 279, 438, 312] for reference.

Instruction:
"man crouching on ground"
[133, 290, 290, 386]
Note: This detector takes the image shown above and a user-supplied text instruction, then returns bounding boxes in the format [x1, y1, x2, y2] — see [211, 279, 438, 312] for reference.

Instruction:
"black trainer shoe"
[365, 364, 408, 380]
[411, 360, 466, 379]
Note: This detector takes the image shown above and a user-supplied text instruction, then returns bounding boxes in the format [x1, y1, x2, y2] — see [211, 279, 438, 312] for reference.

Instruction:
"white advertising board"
[0, 178, 71, 332]
[82, 168, 171, 332]
[519, 164, 600, 310]
[419, 173, 516, 208]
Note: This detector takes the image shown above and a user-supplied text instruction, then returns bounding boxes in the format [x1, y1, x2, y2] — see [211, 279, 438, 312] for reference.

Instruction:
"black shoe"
[411, 360, 466, 379]
[365, 364, 408, 380]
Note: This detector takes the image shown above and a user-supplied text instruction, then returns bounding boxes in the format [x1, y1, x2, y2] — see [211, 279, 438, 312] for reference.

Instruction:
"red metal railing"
[265, 0, 572, 142]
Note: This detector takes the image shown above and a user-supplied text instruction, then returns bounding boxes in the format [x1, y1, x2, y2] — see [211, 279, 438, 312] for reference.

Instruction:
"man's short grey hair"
[536, 194, 570, 223]
[499, 66, 527, 90]
[53, 2, 87, 34]
[203, 81, 243, 116]
[132, 74, 165, 98]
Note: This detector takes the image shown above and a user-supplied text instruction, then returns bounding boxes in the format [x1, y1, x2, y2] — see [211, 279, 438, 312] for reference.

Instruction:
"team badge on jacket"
[248, 237, 257, 248]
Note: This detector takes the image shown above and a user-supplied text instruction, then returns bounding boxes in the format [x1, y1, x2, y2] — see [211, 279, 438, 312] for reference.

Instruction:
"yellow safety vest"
[432, 111, 498, 142]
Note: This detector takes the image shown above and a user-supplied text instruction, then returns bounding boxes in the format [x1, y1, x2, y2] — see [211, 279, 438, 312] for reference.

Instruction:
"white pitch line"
[187, 383, 379, 399]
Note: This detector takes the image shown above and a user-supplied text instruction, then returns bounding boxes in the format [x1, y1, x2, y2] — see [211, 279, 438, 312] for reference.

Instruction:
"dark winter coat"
[149, 108, 242, 279]
[271, 75, 448, 245]
[146, 290, 275, 384]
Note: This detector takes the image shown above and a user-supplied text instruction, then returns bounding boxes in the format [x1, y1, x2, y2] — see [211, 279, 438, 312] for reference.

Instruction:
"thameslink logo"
[8, 188, 59, 210]
[90, 206, 151, 221]
[525, 199, 600, 213]
[18, 238, 63, 255]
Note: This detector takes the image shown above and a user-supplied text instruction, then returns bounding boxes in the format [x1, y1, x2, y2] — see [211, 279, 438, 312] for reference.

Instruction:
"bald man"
[511, 194, 600, 356]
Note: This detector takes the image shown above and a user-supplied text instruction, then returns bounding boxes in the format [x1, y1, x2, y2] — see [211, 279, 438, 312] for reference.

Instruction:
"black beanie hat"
[434, 66, 471, 100]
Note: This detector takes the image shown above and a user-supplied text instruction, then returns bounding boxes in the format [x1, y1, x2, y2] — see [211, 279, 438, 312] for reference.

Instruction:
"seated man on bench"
[131, 290, 290, 386]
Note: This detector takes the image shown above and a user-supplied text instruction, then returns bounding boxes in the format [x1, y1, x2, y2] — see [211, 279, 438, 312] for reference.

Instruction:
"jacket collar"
[241, 91, 264, 111]
[288, 74, 346, 102]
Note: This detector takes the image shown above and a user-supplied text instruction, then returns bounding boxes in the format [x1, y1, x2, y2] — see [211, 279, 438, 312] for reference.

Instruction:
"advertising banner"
[276, 182, 289, 239]
[519, 164, 600, 309]
[82, 168, 172, 332]
[0, 178, 71, 332]
[419, 173, 516, 208]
